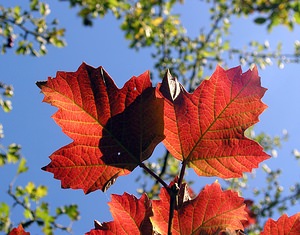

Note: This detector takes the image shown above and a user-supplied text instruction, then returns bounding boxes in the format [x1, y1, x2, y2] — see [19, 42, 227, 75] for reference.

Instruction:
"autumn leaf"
[260, 213, 300, 235]
[8, 225, 30, 235]
[86, 193, 153, 235]
[151, 182, 247, 235]
[157, 66, 270, 178]
[37, 63, 164, 193]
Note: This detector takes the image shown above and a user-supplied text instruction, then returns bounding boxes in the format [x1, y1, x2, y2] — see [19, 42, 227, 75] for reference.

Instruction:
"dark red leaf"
[157, 66, 270, 178]
[37, 63, 164, 193]
[151, 182, 247, 234]
[242, 199, 257, 228]
[86, 193, 153, 235]
[260, 213, 300, 235]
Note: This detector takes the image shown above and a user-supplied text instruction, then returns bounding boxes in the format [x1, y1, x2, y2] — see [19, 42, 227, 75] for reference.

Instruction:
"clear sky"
[1, 1, 300, 234]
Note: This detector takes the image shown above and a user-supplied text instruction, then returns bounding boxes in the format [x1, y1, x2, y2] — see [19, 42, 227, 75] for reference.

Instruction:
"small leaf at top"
[86, 193, 153, 235]
[260, 213, 300, 235]
[151, 182, 247, 235]
[157, 65, 270, 178]
[37, 63, 164, 193]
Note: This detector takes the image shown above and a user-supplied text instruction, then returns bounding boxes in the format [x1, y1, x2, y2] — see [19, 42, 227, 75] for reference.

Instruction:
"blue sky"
[1, 0, 300, 234]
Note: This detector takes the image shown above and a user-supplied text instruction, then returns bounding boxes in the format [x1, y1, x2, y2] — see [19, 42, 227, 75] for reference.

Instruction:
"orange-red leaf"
[86, 193, 153, 235]
[151, 182, 247, 235]
[157, 66, 270, 178]
[37, 63, 164, 193]
[9, 225, 30, 235]
[260, 213, 300, 235]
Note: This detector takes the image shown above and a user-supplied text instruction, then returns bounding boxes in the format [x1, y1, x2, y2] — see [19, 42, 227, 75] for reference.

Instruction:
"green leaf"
[17, 158, 28, 174]
[15, 186, 26, 197]
[40, 3, 50, 16]
[223, 41, 230, 50]
[0, 203, 11, 232]
[13, 6, 21, 16]
[0, 154, 6, 166]
[7, 144, 21, 163]
[295, 13, 300, 25]
[0, 203, 10, 217]
[24, 208, 34, 220]
[30, 0, 39, 11]
[254, 17, 267, 24]
[25, 182, 35, 194]
[56, 205, 80, 221]
[35, 185, 48, 199]
[3, 100, 12, 112]
[49, 37, 65, 47]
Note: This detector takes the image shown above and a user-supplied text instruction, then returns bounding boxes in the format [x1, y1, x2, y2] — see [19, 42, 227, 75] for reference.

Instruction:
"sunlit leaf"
[86, 193, 153, 234]
[151, 182, 247, 234]
[260, 213, 300, 235]
[157, 66, 270, 178]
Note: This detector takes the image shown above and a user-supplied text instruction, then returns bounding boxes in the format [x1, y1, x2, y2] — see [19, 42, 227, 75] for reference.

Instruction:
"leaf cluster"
[34, 63, 300, 234]
[0, 82, 13, 113]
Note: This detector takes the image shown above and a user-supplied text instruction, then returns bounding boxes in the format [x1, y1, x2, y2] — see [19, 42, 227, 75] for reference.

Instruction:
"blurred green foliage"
[60, 0, 300, 86]
[0, 148, 80, 234]
[0, 56, 78, 234]
[0, 0, 65, 56]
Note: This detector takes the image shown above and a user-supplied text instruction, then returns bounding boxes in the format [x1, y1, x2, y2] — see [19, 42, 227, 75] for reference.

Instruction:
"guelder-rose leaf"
[151, 182, 247, 235]
[260, 213, 300, 235]
[37, 63, 164, 193]
[86, 193, 153, 235]
[9, 225, 30, 235]
[157, 66, 270, 178]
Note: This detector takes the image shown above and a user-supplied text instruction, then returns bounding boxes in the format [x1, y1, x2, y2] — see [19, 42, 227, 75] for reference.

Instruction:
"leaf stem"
[139, 162, 169, 189]
[167, 160, 187, 235]
[168, 183, 180, 235]
[178, 160, 187, 188]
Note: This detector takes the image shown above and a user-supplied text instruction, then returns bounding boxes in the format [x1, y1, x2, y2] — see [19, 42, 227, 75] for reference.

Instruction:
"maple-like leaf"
[37, 63, 164, 193]
[151, 182, 247, 235]
[86, 193, 153, 235]
[157, 66, 270, 178]
[8, 225, 30, 235]
[260, 213, 300, 235]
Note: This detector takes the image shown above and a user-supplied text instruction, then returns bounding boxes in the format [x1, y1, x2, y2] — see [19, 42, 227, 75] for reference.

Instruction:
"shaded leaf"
[260, 213, 300, 235]
[86, 193, 153, 235]
[37, 63, 164, 193]
[254, 17, 267, 24]
[157, 66, 270, 178]
[151, 182, 247, 234]
[242, 199, 256, 228]
[8, 225, 30, 235]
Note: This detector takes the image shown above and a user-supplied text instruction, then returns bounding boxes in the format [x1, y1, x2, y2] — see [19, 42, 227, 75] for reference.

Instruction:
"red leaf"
[9, 225, 30, 235]
[260, 213, 300, 235]
[37, 63, 164, 193]
[151, 182, 247, 235]
[86, 193, 153, 235]
[157, 66, 270, 178]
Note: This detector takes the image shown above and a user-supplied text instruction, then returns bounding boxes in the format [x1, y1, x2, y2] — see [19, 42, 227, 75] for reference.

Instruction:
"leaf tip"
[36, 80, 47, 89]
[41, 165, 48, 171]
[159, 69, 183, 102]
